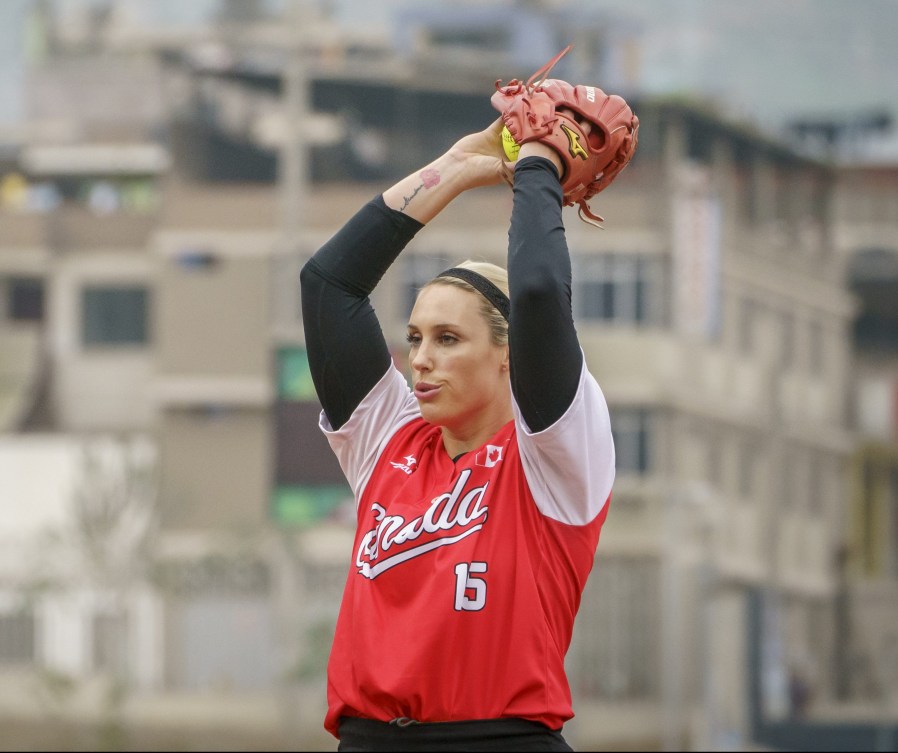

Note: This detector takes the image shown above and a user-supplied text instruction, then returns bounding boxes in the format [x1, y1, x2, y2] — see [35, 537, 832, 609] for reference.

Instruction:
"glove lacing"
[494, 44, 607, 229]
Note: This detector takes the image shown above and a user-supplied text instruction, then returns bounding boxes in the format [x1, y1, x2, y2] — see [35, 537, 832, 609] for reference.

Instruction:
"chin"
[417, 402, 446, 426]
[419, 398, 466, 429]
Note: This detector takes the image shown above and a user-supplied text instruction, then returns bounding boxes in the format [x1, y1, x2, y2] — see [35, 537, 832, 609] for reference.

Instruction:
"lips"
[414, 382, 442, 401]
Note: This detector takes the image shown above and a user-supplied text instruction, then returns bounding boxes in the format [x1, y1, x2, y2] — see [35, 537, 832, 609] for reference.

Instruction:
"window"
[175, 249, 220, 272]
[890, 467, 898, 578]
[773, 167, 792, 223]
[735, 164, 758, 225]
[0, 610, 36, 666]
[573, 254, 666, 326]
[7, 277, 44, 322]
[430, 29, 511, 50]
[569, 556, 661, 699]
[82, 286, 149, 346]
[738, 439, 762, 500]
[93, 612, 127, 676]
[739, 298, 757, 355]
[707, 429, 724, 489]
[808, 453, 826, 517]
[808, 320, 825, 374]
[611, 407, 652, 475]
[791, 449, 812, 514]
[274, 401, 347, 488]
[780, 311, 795, 370]
[862, 458, 877, 574]
[781, 450, 799, 512]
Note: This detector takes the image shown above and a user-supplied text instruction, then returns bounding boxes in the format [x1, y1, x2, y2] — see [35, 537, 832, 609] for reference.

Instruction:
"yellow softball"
[501, 125, 520, 161]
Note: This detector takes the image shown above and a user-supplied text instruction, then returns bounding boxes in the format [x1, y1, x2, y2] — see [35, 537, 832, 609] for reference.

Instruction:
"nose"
[410, 341, 433, 374]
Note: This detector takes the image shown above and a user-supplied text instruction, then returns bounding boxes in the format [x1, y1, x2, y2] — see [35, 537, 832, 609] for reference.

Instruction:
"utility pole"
[270, 0, 312, 344]
[280, 0, 309, 250]
[273, 1, 312, 743]
[272, 0, 346, 340]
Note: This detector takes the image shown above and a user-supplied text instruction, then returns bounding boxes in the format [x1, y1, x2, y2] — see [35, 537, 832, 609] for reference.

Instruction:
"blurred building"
[0, 1, 894, 750]
[834, 161, 898, 704]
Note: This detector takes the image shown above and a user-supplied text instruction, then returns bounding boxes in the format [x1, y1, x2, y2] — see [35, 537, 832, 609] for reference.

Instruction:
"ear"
[500, 344, 510, 372]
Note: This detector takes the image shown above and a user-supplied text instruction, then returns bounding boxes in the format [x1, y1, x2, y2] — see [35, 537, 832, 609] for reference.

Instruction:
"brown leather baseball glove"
[491, 45, 639, 227]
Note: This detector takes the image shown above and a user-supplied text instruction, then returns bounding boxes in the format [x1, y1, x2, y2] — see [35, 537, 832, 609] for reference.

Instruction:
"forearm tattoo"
[399, 168, 441, 212]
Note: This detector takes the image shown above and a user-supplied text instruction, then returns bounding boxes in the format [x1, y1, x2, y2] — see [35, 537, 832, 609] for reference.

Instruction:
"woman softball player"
[301, 75, 636, 748]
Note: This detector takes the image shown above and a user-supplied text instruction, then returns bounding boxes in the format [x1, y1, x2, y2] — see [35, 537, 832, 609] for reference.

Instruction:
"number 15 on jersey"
[454, 562, 488, 611]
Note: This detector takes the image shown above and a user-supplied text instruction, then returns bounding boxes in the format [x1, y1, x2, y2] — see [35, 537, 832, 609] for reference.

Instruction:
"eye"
[438, 333, 458, 345]
[406, 332, 421, 346]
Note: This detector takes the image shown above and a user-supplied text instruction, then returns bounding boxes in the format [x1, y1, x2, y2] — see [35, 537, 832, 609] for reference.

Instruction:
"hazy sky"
[0, 0, 29, 125]
[2, 0, 897, 145]
[615, 0, 898, 129]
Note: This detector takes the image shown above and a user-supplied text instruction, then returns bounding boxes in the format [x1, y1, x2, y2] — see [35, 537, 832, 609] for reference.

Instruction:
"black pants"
[336, 716, 573, 752]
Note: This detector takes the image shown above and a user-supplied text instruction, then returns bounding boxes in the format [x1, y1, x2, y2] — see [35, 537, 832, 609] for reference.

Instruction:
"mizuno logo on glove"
[560, 123, 588, 161]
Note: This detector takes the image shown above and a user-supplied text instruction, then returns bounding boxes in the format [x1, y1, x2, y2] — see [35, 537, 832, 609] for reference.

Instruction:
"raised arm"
[507, 145, 583, 433]
[382, 119, 512, 220]
[300, 119, 512, 430]
[300, 198, 421, 430]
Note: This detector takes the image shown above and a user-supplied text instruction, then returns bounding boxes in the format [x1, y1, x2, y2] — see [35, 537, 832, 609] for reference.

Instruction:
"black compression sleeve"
[300, 195, 423, 429]
[507, 157, 583, 432]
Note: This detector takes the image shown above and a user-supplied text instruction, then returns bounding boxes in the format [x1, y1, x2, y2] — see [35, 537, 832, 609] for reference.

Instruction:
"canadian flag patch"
[475, 444, 504, 468]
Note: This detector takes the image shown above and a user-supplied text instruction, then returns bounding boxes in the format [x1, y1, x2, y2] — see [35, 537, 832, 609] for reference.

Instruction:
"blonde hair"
[423, 260, 509, 346]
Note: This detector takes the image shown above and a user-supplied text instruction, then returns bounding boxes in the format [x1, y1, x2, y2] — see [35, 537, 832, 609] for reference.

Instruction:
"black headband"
[436, 268, 510, 322]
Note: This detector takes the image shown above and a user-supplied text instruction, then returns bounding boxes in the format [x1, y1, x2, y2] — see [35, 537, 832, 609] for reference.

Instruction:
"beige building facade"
[833, 162, 898, 704]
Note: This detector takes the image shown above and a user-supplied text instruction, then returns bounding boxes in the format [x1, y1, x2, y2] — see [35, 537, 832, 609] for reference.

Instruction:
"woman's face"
[407, 284, 510, 432]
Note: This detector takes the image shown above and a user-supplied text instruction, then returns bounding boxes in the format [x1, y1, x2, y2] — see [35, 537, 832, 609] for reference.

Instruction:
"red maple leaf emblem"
[476, 445, 503, 467]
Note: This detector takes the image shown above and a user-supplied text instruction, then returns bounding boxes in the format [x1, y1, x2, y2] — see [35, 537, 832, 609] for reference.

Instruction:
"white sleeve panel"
[513, 359, 615, 526]
[319, 366, 420, 501]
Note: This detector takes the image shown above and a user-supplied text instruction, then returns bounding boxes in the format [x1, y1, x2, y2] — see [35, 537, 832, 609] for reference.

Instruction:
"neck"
[440, 412, 513, 459]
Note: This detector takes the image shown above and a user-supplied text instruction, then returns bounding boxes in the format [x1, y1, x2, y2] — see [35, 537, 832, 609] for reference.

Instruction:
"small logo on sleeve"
[390, 455, 417, 475]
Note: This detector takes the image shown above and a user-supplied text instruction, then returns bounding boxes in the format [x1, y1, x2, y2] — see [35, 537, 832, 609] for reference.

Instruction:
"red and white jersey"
[319, 360, 615, 735]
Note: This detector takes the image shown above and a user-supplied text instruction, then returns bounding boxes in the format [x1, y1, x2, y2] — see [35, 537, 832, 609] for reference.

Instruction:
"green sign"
[271, 484, 351, 527]
[277, 347, 317, 401]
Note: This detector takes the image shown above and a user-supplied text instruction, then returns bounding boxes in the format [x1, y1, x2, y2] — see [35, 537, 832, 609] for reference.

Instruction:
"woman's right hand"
[383, 119, 515, 222]
[446, 118, 516, 190]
